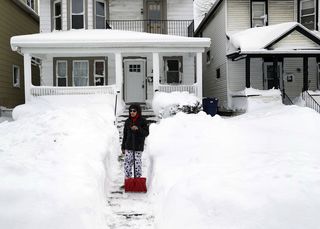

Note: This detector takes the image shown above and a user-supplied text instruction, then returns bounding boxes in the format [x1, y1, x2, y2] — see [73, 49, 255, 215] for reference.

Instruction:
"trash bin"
[202, 97, 218, 116]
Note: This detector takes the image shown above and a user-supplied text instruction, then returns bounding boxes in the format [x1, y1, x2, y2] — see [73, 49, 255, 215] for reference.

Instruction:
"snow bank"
[231, 88, 283, 112]
[0, 95, 120, 229]
[152, 91, 200, 118]
[147, 104, 320, 229]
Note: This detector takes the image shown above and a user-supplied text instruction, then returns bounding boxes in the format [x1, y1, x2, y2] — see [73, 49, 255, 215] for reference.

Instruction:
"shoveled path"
[106, 106, 158, 229]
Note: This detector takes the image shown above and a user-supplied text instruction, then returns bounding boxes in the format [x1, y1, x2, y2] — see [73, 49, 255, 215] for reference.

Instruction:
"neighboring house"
[195, 0, 320, 112]
[0, 0, 39, 109]
[10, 0, 210, 105]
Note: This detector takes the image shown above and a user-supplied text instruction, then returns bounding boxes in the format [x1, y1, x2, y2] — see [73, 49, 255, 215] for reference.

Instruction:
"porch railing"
[106, 20, 193, 37]
[30, 85, 116, 97]
[158, 84, 198, 95]
[302, 90, 320, 113]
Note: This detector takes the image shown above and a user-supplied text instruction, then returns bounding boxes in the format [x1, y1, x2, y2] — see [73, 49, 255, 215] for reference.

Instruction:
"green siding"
[0, 0, 39, 108]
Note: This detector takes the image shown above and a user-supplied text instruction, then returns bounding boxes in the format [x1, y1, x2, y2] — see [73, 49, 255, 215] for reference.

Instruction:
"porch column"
[303, 57, 309, 91]
[245, 57, 251, 88]
[196, 52, 203, 100]
[23, 53, 32, 103]
[152, 52, 160, 92]
[115, 52, 123, 99]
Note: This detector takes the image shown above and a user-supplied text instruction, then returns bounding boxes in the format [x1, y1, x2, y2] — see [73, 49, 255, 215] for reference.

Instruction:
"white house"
[10, 0, 210, 104]
[195, 0, 320, 112]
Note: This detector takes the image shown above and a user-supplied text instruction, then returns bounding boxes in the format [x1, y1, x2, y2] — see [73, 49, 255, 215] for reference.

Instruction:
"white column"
[115, 52, 123, 99]
[196, 52, 203, 100]
[24, 53, 32, 103]
[152, 52, 160, 92]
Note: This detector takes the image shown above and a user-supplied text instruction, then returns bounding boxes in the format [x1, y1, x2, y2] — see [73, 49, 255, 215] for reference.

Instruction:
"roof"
[11, 29, 211, 52]
[227, 22, 320, 56]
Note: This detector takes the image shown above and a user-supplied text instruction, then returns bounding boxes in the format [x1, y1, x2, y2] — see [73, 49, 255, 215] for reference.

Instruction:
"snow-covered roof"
[228, 22, 320, 54]
[11, 29, 210, 52]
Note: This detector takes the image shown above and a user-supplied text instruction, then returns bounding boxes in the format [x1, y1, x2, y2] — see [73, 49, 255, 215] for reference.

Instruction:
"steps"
[106, 105, 158, 229]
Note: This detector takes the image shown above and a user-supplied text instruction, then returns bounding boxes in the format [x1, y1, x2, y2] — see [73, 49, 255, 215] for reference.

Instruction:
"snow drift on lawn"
[147, 90, 320, 229]
[0, 95, 120, 229]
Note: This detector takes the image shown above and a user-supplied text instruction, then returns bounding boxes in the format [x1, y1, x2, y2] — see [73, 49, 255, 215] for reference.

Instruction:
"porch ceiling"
[11, 29, 210, 55]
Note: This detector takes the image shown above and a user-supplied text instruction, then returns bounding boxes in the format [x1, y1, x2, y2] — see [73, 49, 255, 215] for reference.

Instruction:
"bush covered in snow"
[152, 91, 201, 118]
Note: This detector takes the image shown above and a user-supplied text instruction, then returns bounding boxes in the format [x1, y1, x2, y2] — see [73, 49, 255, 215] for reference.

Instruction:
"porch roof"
[227, 22, 320, 57]
[11, 29, 210, 54]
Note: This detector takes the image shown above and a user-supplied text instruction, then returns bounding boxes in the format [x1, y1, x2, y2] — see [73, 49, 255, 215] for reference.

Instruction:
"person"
[121, 104, 149, 178]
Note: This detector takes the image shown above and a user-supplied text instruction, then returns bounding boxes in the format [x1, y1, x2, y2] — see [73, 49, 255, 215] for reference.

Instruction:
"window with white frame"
[12, 65, 20, 88]
[251, 1, 267, 27]
[56, 60, 68, 86]
[53, 0, 62, 30]
[71, 0, 85, 29]
[300, 0, 316, 30]
[164, 57, 182, 84]
[27, 0, 35, 10]
[94, 60, 105, 86]
[73, 60, 89, 86]
[95, 0, 108, 29]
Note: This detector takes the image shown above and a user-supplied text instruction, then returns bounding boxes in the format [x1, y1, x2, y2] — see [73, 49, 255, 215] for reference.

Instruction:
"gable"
[270, 30, 320, 50]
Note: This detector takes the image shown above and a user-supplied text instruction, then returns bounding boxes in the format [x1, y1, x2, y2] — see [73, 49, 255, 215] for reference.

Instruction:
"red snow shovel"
[124, 132, 147, 193]
[124, 151, 147, 193]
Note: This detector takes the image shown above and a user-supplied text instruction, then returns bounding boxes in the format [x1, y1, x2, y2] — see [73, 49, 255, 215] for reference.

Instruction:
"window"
[164, 57, 182, 84]
[94, 60, 105, 86]
[300, 0, 316, 30]
[251, 1, 267, 27]
[56, 61, 68, 86]
[27, 0, 35, 10]
[129, 64, 141, 72]
[12, 65, 20, 88]
[73, 61, 89, 86]
[95, 0, 107, 29]
[71, 0, 85, 29]
[206, 49, 211, 64]
[216, 68, 221, 79]
[53, 0, 62, 30]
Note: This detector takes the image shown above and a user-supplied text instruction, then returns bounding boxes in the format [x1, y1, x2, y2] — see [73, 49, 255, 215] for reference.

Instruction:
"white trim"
[70, 0, 86, 29]
[56, 60, 68, 86]
[94, 59, 105, 86]
[115, 53, 123, 99]
[24, 53, 32, 102]
[12, 65, 20, 88]
[72, 60, 89, 86]
[196, 52, 202, 100]
[53, 0, 62, 31]
[164, 56, 182, 84]
[153, 52, 160, 91]
[94, 0, 107, 29]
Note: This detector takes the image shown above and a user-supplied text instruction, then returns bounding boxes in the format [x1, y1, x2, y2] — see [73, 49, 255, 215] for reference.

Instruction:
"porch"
[11, 30, 210, 103]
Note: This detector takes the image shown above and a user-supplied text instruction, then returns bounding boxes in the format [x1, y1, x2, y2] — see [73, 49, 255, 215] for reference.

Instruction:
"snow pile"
[147, 102, 320, 229]
[231, 88, 282, 112]
[0, 95, 120, 229]
[152, 91, 200, 118]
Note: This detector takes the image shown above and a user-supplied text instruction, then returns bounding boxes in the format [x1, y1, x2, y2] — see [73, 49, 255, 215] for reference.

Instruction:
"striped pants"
[124, 150, 142, 178]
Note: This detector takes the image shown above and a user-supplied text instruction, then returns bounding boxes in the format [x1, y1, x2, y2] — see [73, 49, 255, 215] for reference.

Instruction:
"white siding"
[272, 31, 319, 49]
[202, 2, 228, 109]
[41, 57, 54, 86]
[228, 59, 245, 92]
[109, 0, 143, 20]
[62, 0, 67, 30]
[227, 0, 250, 32]
[167, 0, 193, 20]
[88, 0, 93, 29]
[40, 0, 51, 33]
[268, 0, 294, 25]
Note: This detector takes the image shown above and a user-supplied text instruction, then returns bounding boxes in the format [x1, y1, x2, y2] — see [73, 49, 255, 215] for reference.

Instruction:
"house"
[10, 0, 210, 105]
[194, 0, 320, 112]
[0, 0, 39, 109]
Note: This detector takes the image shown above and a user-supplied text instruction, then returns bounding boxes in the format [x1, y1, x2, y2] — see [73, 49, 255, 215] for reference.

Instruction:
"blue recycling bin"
[202, 97, 218, 116]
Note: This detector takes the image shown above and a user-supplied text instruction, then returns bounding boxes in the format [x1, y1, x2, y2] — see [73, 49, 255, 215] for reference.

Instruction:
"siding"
[0, 0, 39, 108]
[227, 0, 250, 32]
[109, 0, 143, 20]
[272, 30, 319, 49]
[268, 0, 294, 25]
[202, 2, 228, 109]
[40, 0, 51, 32]
[167, 0, 193, 20]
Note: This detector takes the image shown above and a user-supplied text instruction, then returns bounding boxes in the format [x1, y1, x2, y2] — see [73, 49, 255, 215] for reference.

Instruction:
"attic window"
[300, 0, 316, 30]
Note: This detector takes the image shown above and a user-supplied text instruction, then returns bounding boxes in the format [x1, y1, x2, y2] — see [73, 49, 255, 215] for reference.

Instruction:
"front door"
[124, 60, 146, 103]
[263, 62, 282, 89]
